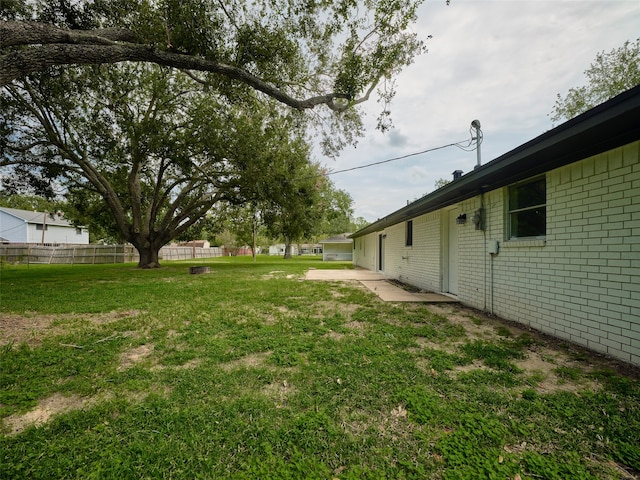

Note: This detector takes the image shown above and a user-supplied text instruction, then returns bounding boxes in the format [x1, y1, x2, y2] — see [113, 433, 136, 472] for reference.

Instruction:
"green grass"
[1, 256, 639, 479]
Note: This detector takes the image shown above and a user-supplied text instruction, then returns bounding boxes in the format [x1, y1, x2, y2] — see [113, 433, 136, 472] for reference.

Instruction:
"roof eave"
[351, 85, 640, 239]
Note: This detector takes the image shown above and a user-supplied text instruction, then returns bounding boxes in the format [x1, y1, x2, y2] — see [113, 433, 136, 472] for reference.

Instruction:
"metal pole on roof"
[472, 120, 482, 169]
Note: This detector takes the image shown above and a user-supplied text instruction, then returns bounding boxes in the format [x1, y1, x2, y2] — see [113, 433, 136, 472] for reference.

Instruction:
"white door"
[447, 211, 459, 295]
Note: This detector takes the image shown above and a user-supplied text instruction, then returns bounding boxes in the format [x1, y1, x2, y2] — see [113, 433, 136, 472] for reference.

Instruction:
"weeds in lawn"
[1, 257, 639, 479]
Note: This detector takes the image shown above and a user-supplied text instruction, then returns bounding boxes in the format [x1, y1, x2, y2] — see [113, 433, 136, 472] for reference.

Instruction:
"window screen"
[508, 177, 546, 239]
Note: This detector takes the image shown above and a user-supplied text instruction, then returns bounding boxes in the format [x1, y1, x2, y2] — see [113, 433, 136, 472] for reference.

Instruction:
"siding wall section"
[0, 214, 26, 242]
[323, 243, 353, 261]
[25, 224, 90, 244]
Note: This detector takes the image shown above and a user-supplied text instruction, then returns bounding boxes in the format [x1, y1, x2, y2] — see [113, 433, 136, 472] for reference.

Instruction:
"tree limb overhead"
[0, 20, 357, 111]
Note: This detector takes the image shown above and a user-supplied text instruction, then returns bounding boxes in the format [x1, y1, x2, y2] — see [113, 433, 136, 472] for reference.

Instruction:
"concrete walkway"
[304, 268, 458, 303]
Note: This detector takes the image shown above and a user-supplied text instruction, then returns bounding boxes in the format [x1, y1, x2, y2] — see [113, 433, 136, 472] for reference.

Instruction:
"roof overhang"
[351, 85, 640, 238]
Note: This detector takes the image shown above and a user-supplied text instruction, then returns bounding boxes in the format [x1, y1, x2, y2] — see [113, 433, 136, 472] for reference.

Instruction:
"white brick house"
[0, 207, 89, 244]
[351, 86, 640, 366]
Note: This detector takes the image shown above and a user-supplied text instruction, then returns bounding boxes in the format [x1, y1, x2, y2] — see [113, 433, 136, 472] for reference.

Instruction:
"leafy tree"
[1, 63, 310, 266]
[434, 178, 451, 190]
[1, 0, 428, 142]
[1, 0, 430, 266]
[0, 192, 59, 213]
[1, 165, 57, 200]
[223, 177, 365, 257]
[551, 38, 640, 123]
[317, 186, 355, 236]
[259, 149, 324, 259]
[350, 216, 370, 232]
[223, 203, 265, 260]
[174, 208, 226, 245]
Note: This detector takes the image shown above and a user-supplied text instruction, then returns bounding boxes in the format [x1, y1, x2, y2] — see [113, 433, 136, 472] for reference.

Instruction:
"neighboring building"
[320, 233, 353, 261]
[351, 85, 640, 366]
[0, 207, 89, 244]
[178, 240, 211, 249]
[300, 244, 323, 255]
[268, 244, 298, 256]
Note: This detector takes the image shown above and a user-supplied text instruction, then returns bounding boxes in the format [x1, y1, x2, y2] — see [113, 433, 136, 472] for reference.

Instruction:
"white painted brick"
[350, 141, 640, 366]
[606, 347, 631, 362]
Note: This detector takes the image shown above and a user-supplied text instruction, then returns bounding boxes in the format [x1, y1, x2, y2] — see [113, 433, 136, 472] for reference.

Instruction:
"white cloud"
[320, 0, 640, 222]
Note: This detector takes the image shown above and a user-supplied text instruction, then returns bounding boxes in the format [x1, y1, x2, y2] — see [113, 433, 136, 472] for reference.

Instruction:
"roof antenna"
[471, 119, 482, 169]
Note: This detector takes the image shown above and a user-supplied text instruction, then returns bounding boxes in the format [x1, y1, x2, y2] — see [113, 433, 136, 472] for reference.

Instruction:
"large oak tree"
[1, 63, 314, 267]
[1, 0, 429, 267]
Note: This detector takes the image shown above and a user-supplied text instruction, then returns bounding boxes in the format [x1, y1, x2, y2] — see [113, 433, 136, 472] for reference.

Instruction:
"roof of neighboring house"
[351, 85, 640, 238]
[0, 207, 77, 227]
[320, 233, 353, 243]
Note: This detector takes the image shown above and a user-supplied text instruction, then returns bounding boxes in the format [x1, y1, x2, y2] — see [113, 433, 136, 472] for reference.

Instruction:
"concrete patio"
[304, 268, 458, 303]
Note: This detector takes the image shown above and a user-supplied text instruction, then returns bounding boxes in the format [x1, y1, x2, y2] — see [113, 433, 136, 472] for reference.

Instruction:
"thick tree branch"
[0, 21, 139, 47]
[1, 21, 367, 111]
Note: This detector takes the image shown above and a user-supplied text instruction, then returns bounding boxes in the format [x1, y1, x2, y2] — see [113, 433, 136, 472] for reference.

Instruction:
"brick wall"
[352, 141, 639, 365]
[478, 141, 639, 365]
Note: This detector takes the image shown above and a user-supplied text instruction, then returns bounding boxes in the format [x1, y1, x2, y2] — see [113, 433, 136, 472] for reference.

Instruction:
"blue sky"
[318, 0, 640, 222]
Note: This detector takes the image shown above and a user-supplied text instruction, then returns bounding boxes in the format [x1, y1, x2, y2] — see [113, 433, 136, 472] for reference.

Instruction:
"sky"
[317, 0, 640, 223]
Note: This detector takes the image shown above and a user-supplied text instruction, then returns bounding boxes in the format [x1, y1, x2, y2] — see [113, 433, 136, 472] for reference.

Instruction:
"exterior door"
[378, 233, 385, 272]
[447, 210, 459, 295]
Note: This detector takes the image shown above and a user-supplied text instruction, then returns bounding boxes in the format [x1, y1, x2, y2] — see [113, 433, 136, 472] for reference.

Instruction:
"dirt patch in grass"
[427, 305, 498, 340]
[3, 393, 92, 435]
[261, 380, 295, 407]
[323, 330, 346, 341]
[3, 384, 172, 436]
[220, 351, 272, 371]
[117, 344, 154, 371]
[344, 320, 367, 332]
[424, 304, 639, 391]
[151, 358, 202, 372]
[0, 311, 143, 348]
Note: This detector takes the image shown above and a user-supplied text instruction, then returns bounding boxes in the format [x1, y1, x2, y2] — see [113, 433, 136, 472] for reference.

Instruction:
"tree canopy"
[1, 0, 428, 140]
[1, 0, 429, 267]
[550, 38, 640, 123]
[1, 62, 316, 266]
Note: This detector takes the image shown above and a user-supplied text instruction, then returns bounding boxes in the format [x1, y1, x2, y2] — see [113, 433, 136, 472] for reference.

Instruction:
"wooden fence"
[0, 244, 224, 265]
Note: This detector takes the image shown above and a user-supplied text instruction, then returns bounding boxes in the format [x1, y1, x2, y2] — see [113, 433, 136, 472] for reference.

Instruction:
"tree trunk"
[252, 216, 257, 262]
[283, 239, 292, 259]
[136, 244, 161, 268]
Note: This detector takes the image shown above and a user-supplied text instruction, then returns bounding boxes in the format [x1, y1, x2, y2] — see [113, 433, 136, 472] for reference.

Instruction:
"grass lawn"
[1, 256, 639, 479]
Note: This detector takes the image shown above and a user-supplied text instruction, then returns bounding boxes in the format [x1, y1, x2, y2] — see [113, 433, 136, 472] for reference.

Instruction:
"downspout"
[491, 250, 495, 315]
[480, 193, 487, 312]
[483, 220, 487, 312]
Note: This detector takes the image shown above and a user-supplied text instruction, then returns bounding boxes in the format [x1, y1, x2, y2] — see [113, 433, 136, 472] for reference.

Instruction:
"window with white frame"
[507, 177, 546, 239]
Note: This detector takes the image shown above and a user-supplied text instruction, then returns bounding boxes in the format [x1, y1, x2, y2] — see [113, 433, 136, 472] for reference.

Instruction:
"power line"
[323, 135, 480, 177]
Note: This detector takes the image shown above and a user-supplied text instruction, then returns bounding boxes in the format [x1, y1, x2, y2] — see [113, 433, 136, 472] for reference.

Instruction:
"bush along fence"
[0, 244, 225, 265]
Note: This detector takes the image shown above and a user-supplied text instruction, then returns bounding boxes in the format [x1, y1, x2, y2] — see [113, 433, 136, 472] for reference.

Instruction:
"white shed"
[320, 233, 353, 261]
[0, 207, 89, 244]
